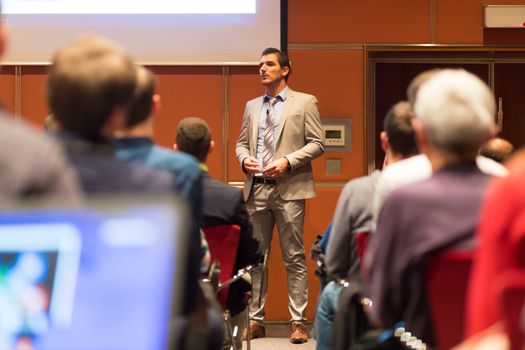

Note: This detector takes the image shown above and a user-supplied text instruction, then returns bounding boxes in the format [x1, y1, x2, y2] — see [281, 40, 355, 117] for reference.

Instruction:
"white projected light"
[2, 0, 279, 65]
[3, 0, 256, 15]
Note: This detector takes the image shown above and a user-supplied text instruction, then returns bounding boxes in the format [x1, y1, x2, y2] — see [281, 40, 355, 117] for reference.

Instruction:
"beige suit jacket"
[235, 88, 325, 201]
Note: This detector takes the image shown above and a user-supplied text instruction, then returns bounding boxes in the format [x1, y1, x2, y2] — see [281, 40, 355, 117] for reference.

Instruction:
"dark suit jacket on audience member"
[57, 132, 202, 315]
[112, 136, 204, 315]
[201, 171, 261, 316]
[59, 133, 174, 194]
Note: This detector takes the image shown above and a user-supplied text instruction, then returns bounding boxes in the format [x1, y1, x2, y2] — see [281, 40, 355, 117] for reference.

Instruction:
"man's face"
[259, 53, 288, 87]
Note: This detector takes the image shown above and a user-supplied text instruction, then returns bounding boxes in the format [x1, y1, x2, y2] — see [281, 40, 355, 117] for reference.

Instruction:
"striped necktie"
[262, 97, 278, 169]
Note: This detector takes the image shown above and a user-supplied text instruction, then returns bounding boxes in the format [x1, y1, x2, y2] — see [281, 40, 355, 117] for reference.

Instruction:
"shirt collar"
[198, 163, 209, 172]
[265, 86, 289, 103]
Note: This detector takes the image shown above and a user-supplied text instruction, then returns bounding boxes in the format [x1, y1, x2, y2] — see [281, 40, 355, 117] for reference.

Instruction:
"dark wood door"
[493, 63, 525, 151]
[372, 62, 489, 170]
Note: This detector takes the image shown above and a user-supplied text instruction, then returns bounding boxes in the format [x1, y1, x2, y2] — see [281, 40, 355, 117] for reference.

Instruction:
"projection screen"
[2, 0, 281, 65]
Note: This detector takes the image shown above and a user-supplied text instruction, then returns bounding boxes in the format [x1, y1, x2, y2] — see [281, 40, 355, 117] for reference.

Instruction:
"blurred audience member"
[113, 67, 220, 349]
[372, 70, 507, 224]
[114, 66, 202, 209]
[47, 35, 174, 194]
[466, 149, 525, 337]
[479, 137, 514, 164]
[365, 69, 496, 347]
[176, 117, 261, 350]
[0, 3, 80, 203]
[47, 34, 220, 349]
[315, 101, 417, 350]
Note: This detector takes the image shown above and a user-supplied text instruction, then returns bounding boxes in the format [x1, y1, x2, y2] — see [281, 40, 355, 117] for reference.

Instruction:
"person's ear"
[380, 131, 389, 152]
[173, 143, 179, 151]
[151, 94, 161, 113]
[208, 140, 215, 154]
[412, 118, 428, 152]
[104, 107, 126, 138]
[282, 66, 290, 79]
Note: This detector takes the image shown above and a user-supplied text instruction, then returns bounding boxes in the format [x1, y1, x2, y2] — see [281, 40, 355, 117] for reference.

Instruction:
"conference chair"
[355, 230, 371, 264]
[202, 224, 255, 350]
[425, 249, 474, 350]
[494, 269, 525, 350]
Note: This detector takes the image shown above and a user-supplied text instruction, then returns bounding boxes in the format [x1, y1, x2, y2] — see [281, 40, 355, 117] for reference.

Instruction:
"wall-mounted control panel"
[321, 119, 352, 152]
[323, 124, 346, 147]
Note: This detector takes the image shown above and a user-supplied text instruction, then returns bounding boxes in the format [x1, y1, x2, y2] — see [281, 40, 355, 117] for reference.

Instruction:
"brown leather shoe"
[290, 321, 308, 344]
[243, 320, 266, 340]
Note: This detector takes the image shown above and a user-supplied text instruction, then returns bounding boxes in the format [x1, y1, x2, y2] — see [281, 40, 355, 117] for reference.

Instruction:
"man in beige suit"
[235, 47, 325, 343]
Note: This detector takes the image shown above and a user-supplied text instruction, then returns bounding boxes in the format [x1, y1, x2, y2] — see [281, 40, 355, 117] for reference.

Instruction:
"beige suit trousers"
[246, 182, 308, 323]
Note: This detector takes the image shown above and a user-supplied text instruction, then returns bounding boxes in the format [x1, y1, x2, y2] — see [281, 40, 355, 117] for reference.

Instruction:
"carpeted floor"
[242, 322, 317, 350]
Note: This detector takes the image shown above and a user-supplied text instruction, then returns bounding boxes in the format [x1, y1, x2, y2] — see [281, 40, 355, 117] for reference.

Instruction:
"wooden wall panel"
[20, 66, 48, 128]
[151, 66, 224, 180]
[0, 66, 15, 113]
[265, 187, 342, 321]
[436, 0, 525, 44]
[289, 49, 365, 180]
[227, 66, 261, 182]
[289, 0, 430, 44]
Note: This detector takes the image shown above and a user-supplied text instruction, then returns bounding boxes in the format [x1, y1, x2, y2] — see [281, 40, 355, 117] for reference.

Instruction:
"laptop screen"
[0, 196, 187, 350]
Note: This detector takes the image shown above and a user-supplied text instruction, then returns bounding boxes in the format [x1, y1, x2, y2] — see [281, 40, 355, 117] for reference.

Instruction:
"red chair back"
[425, 249, 474, 350]
[202, 224, 241, 308]
[355, 230, 371, 263]
[495, 270, 525, 350]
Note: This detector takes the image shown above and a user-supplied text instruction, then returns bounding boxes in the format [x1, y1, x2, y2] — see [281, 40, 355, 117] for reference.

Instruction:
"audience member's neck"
[427, 150, 477, 172]
[114, 118, 154, 138]
[386, 151, 418, 166]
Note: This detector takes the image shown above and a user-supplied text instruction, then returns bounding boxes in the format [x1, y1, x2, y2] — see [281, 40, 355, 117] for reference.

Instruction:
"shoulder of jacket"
[247, 95, 264, 105]
[288, 89, 315, 100]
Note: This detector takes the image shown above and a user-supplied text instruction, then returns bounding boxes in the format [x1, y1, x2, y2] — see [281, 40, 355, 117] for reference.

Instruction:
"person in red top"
[466, 149, 525, 337]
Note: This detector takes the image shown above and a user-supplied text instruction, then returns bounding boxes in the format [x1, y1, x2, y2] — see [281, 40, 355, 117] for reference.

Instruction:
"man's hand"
[243, 156, 261, 173]
[262, 158, 290, 178]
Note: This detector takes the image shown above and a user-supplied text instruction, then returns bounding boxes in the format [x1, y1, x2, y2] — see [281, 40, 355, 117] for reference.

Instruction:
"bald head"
[479, 137, 514, 163]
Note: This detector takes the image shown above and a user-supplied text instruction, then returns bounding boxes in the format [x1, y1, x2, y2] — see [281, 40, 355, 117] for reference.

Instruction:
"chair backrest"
[355, 230, 371, 264]
[494, 270, 525, 350]
[202, 224, 241, 308]
[425, 249, 474, 350]
[355, 230, 371, 279]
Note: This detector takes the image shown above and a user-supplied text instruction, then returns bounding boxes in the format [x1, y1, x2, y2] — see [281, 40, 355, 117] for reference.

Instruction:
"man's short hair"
[175, 117, 211, 162]
[125, 66, 156, 128]
[479, 137, 514, 163]
[261, 47, 291, 80]
[414, 69, 495, 156]
[47, 35, 136, 138]
[383, 101, 418, 157]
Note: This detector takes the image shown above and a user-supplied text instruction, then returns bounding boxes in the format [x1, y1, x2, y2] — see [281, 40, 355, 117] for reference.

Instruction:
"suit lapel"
[276, 89, 294, 146]
[250, 97, 264, 154]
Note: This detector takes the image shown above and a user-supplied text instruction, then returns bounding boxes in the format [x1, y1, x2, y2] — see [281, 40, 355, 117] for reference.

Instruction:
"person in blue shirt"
[113, 66, 222, 350]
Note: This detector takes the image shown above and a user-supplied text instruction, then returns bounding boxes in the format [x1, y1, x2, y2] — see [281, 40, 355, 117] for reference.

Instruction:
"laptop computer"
[0, 195, 188, 350]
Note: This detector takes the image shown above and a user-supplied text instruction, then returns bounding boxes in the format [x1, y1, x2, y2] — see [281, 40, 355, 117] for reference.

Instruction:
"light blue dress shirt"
[255, 86, 289, 176]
